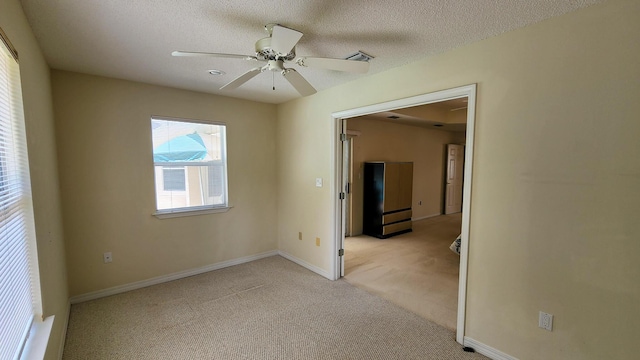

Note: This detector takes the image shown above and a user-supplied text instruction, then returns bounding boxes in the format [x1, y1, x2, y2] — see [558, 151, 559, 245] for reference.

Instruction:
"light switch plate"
[315, 178, 323, 187]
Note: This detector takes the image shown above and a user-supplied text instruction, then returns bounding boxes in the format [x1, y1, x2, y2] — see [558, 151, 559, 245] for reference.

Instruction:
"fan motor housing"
[255, 37, 296, 61]
[266, 60, 285, 72]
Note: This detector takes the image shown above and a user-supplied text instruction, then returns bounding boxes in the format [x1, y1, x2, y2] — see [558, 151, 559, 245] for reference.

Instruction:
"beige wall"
[51, 71, 278, 296]
[0, 0, 69, 359]
[5, 0, 638, 358]
[277, 0, 640, 359]
[347, 118, 458, 235]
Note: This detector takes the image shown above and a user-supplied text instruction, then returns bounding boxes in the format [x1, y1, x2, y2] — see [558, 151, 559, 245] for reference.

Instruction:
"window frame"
[150, 116, 230, 218]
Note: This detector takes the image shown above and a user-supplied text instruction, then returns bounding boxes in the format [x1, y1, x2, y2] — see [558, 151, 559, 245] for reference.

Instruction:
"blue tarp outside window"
[153, 132, 207, 162]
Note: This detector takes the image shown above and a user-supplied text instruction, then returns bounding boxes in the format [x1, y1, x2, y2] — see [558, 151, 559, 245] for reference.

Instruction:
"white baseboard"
[57, 301, 70, 360]
[69, 250, 279, 304]
[278, 250, 332, 280]
[412, 213, 442, 221]
[463, 337, 518, 360]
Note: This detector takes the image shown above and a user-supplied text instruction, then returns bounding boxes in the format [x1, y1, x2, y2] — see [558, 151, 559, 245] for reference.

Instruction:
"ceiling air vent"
[344, 51, 374, 62]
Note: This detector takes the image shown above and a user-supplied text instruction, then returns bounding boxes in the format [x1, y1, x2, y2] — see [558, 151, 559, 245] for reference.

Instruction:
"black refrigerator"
[363, 162, 413, 239]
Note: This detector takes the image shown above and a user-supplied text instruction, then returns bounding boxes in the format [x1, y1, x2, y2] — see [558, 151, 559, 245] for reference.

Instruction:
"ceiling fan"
[172, 24, 371, 97]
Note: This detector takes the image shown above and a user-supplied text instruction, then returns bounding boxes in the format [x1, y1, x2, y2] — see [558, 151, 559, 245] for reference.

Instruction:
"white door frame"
[331, 84, 477, 344]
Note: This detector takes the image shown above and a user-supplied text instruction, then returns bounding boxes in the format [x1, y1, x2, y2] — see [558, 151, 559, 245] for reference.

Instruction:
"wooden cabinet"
[363, 162, 413, 239]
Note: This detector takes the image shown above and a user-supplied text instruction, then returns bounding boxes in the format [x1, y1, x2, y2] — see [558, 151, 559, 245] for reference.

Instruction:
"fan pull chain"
[272, 72, 275, 91]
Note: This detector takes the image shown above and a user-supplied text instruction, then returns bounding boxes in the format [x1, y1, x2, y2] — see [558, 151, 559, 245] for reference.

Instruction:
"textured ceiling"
[356, 98, 469, 132]
[20, 0, 602, 104]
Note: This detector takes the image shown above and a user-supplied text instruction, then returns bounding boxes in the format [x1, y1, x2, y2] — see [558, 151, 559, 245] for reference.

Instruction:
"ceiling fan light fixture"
[208, 69, 225, 76]
[344, 51, 374, 62]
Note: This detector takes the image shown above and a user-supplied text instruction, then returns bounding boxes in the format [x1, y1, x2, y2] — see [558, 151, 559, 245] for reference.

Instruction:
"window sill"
[20, 316, 54, 360]
[153, 206, 232, 219]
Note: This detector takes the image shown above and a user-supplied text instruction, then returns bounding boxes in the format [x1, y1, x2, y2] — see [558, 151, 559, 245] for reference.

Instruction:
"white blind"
[0, 32, 41, 360]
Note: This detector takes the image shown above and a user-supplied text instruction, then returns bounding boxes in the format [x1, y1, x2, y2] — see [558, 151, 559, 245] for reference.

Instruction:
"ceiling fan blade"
[296, 57, 370, 73]
[270, 25, 303, 55]
[282, 69, 316, 97]
[220, 67, 263, 90]
[172, 51, 257, 61]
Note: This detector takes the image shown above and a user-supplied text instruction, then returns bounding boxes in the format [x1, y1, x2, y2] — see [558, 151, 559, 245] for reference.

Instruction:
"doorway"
[343, 106, 466, 330]
[331, 84, 477, 344]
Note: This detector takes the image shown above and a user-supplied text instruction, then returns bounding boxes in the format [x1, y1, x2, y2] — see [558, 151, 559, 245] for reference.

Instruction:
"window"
[151, 117, 228, 214]
[0, 28, 45, 359]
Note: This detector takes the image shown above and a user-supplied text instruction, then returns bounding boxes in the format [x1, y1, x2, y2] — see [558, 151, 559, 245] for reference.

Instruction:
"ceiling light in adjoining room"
[208, 70, 225, 76]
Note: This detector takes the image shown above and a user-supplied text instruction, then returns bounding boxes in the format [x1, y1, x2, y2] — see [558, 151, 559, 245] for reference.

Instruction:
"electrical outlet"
[298, 232, 302, 240]
[539, 311, 553, 331]
[103, 252, 113, 263]
[315, 237, 320, 246]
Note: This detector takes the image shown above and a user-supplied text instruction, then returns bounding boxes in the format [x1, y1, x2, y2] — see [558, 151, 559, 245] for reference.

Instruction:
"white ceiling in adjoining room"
[354, 98, 469, 132]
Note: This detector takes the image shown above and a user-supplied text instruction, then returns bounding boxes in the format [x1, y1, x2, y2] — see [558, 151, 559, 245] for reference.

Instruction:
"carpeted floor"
[344, 214, 462, 330]
[62, 256, 486, 359]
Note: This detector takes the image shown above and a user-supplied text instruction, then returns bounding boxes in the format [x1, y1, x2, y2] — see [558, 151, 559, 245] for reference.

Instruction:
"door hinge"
[339, 192, 346, 200]
[340, 133, 347, 141]
[338, 249, 344, 256]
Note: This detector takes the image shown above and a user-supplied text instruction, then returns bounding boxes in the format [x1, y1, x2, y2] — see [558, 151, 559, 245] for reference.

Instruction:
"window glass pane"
[151, 118, 227, 212]
[208, 164, 223, 197]
[162, 167, 185, 191]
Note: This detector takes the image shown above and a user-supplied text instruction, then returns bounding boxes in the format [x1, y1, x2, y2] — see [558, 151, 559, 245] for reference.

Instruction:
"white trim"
[463, 337, 519, 360]
[69, 251, 278, 304]
[278, 251, 333, 280]
[19, 316, 54, 360]
[57, 302, 70, 360]
[151, 115, 226, 127]
[330, 117, 341, 281]
[331, 84, 477, 345]
[411, 213, 442, 221]
[457, 84, 477, 343]
[153, 205, 233, 219]
[332, 87, 471, 119]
